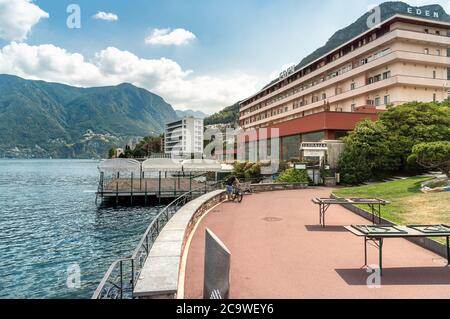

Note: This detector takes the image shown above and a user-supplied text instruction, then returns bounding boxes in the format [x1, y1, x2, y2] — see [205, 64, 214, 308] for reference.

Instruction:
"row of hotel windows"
[368, 71, 391, 84]
[241, 25, 395, 107]
[242, 47, 393, 116]
[242, 70, 393, 124]
[243, 42, 448, 117]
[424, 28, 443, 35]
[243, 61, 449, 124]
[243, 92, 390, 126]
[242, 25, 449, 108]
[244, 89, 448, 128]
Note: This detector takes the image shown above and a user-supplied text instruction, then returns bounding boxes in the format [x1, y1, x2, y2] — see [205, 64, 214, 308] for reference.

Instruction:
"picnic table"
[312, 197, 390, 227]
[345, 224, 450, 276]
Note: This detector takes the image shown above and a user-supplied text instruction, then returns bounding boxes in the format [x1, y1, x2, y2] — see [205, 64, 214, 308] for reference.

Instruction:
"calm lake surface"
[0, 159, 160, 299]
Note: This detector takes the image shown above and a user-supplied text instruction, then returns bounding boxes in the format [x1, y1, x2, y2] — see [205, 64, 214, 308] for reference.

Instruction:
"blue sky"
[0, 0, 448, 113]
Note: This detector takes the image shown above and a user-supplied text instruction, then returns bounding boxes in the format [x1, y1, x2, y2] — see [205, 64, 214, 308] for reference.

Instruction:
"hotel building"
[165, 117, 204, 155]
[239, 11, 450, 161]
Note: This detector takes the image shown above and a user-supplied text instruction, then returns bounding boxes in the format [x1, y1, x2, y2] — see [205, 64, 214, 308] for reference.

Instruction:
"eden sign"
[407, 7, 440, 19]
[279, 65, 295, 81]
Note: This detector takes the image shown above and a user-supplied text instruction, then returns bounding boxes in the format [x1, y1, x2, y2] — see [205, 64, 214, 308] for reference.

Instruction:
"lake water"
[0, 159, 160, 299]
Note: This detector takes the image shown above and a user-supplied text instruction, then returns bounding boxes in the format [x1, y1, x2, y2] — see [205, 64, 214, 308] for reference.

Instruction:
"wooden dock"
[96, 177, 209, 206]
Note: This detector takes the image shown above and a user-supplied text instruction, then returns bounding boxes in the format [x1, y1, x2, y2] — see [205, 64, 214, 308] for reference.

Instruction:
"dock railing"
[92, 179, 225, 299]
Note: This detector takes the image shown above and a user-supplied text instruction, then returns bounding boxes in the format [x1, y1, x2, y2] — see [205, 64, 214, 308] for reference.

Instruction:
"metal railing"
[92, 180, 225, 299]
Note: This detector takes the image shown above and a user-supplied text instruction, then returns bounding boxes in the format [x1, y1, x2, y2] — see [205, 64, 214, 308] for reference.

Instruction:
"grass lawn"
[334, 177, 450, 228]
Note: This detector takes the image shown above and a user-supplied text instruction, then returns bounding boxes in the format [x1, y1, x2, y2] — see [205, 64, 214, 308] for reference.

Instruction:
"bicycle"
[231, 184, 244, 203]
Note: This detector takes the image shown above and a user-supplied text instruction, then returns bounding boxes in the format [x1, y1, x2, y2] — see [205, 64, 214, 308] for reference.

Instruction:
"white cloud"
[93, 11, 119, 22]
[0, 0, 49, 41]
[0, 42, 260, 113]
[145, 28, 196, 46]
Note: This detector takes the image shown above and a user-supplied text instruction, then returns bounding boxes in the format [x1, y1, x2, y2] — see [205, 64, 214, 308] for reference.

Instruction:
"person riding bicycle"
[226, 175, 240, 201]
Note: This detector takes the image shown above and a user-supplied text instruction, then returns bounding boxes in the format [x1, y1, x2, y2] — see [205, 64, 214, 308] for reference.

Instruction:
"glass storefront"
[243, 131, 326, 161]
[281, 135, 301, 161]
[302, 131, 325, 143]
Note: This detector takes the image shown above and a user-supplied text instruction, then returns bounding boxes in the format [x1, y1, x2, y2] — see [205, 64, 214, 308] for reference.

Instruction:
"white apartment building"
[165, 117, 204, 155]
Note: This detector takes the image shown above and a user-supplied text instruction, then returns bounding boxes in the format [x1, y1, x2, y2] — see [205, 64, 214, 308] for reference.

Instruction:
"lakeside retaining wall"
[134, 182, 310, 299]
[133, 190, 227, 299]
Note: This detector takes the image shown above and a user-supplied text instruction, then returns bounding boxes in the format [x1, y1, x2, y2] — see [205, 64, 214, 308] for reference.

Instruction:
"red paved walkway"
[183, 188, 450, 299]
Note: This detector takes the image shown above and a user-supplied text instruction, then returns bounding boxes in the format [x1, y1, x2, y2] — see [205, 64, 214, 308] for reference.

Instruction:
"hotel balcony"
[240, 28, 450, 114]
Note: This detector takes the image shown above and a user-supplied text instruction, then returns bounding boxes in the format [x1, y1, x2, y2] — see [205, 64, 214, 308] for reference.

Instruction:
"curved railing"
[92, 180, 225, 299]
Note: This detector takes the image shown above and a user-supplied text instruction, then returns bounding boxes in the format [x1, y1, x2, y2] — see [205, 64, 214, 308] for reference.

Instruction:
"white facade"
[165, 117, 204, 155]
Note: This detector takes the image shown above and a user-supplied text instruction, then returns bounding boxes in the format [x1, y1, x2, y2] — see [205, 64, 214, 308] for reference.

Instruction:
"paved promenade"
[183, 188, 450, 299]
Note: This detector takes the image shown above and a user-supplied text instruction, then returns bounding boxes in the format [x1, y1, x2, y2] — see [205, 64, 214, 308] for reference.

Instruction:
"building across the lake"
[165, 117, 204, 156]
[238, 5, 450, 161]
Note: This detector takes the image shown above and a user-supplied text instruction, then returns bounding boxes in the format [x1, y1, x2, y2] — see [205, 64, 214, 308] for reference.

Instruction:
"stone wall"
[250, 182, 308, 193]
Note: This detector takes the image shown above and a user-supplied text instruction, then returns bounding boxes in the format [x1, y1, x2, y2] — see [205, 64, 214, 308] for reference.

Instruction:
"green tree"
[338, 119, 399, 184]
[108, 147, 117, 159]
[380, 101, 450, 170]
[408, 141, 450, 178]
[276, 168, 309, 184]
[232, 161, 262, 182]
[338, 102, 450, 185]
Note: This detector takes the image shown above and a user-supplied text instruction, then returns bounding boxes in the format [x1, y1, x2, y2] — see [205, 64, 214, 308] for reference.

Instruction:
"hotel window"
[437, 49, 441, 56]
[436, 30, 441, 35]
[384, 95, 390, 105]
[321, 93, 327, 100]
[425, 28, 429, 34]
[425, 48, 430, 55]
[350, 82, 355, 90]
[433, 70, 436, 79]
[351, 103, 356, 112]
[383, 71, 391, 80]
[375, 97, 381, 106]
[433, 93, 437, 102]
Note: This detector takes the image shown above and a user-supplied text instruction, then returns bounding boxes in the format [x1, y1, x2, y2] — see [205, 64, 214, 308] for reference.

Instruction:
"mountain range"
[204, 102, 240, 126]
[176, 109, 208, 119]
[0, 74, 179, 158]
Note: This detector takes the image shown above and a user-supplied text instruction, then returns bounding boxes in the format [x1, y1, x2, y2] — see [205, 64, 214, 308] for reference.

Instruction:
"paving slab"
[184, 188, 450, 299]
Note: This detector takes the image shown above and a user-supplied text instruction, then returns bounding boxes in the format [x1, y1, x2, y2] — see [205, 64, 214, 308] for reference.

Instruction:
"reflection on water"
[0, 159, 160, 299]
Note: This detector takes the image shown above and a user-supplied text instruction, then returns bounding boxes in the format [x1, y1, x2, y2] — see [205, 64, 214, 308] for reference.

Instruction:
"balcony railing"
[241, 28, 450, 112]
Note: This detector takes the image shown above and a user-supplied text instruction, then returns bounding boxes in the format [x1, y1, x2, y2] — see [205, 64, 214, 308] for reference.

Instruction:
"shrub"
[276, 169, 309, 184]
[232, 161, 262, 182]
